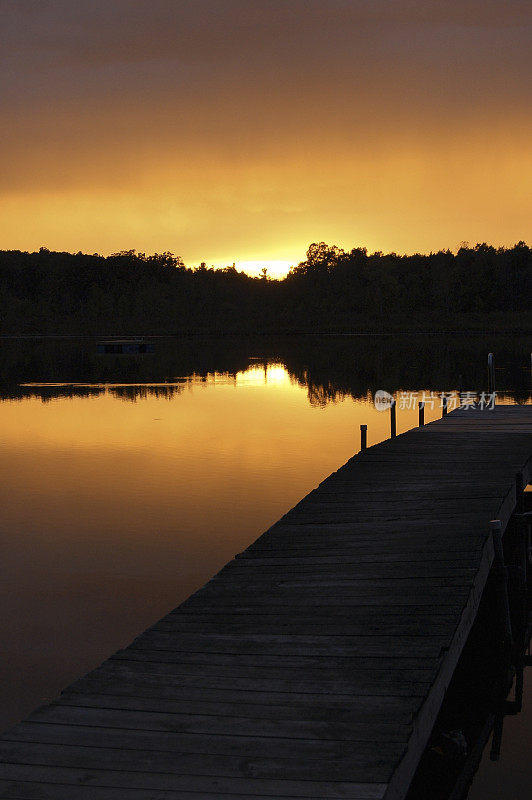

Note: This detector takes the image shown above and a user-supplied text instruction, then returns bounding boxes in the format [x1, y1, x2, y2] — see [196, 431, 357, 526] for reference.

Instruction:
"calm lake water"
[0, 334, 530, 798]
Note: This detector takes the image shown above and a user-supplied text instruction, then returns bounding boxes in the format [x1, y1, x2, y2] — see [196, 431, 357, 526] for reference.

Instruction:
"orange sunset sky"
[2, 0, 532, 276]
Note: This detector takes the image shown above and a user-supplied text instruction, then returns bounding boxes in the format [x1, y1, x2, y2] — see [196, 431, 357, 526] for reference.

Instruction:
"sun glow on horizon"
[214, 260, 296, 279]
[3, 2, 532, 276]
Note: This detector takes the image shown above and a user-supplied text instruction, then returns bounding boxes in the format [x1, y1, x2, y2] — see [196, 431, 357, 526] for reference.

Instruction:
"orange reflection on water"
[0, 366, 444, 731]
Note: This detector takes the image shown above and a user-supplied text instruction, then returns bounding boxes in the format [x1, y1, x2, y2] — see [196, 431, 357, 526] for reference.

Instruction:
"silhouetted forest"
[0, 242, 530, 334]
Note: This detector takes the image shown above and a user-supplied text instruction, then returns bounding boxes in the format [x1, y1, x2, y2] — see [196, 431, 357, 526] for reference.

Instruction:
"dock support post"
[490, 519, 513, 650]
[488, 353, 495, 396]
[418, 401, 425, 427]
[490, 715, 505, 761]
[360, 424, 367, 452]
[516, 471, 525, 515]
[506, 561, 527, 716]
[390, 399, 396, 438]
[489, 518, 514, 761]
[512, 508, 532, 629]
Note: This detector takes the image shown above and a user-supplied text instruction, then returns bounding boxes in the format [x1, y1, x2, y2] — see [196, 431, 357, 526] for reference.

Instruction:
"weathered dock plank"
[0, 405, 530, 800]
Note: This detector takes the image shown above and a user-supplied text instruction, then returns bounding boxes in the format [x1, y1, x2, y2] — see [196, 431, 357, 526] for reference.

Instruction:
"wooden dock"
[0, 405, 531, 800]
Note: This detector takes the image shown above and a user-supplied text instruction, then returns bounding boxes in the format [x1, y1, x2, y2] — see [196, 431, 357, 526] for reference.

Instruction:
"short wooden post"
[488, 352, 495, 395]
[418, 400, 425, 427]
[390, 399, 396, 438]
[360, 424, 367, 452]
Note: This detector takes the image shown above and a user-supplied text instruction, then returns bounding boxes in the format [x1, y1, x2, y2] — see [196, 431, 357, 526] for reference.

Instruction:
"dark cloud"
[4, 0, 532, 146]
[4, 1, 532, 69]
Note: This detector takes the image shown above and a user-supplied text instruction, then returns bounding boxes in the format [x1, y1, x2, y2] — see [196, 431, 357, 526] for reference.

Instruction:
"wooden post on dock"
[390, 399, 396, 438]
[418, 400, 425, 427]
[488, 353, 495, 395]
[360, 424, 367, 452]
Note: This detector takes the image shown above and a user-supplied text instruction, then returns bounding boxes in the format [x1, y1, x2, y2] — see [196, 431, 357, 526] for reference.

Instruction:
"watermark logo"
[374, 390, 394, 411]
[373, 390, 496, 411]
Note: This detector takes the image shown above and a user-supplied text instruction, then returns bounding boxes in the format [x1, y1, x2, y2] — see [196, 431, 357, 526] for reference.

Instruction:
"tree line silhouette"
[0, 242, 530, 333]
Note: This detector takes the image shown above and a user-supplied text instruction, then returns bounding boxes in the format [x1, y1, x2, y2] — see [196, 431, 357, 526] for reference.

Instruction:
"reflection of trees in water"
[1, 373, 242, 403]
[0, 334, 530, 404]
[112, 385, 185, 402]
[3, 383, 198, 403]
[283, 336, 532, 406]
[305, 380, 346, 407]
[0, 386, 104, 403]
[290, 372, 357, 407]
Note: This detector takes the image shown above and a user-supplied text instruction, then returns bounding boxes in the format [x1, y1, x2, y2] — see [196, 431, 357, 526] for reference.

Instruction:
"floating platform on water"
[0, 405, 531, 799]
[97, 339, 154, 355]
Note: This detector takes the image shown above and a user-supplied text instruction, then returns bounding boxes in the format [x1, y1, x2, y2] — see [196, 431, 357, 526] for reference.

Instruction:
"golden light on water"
[236, 364, 292, 385]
